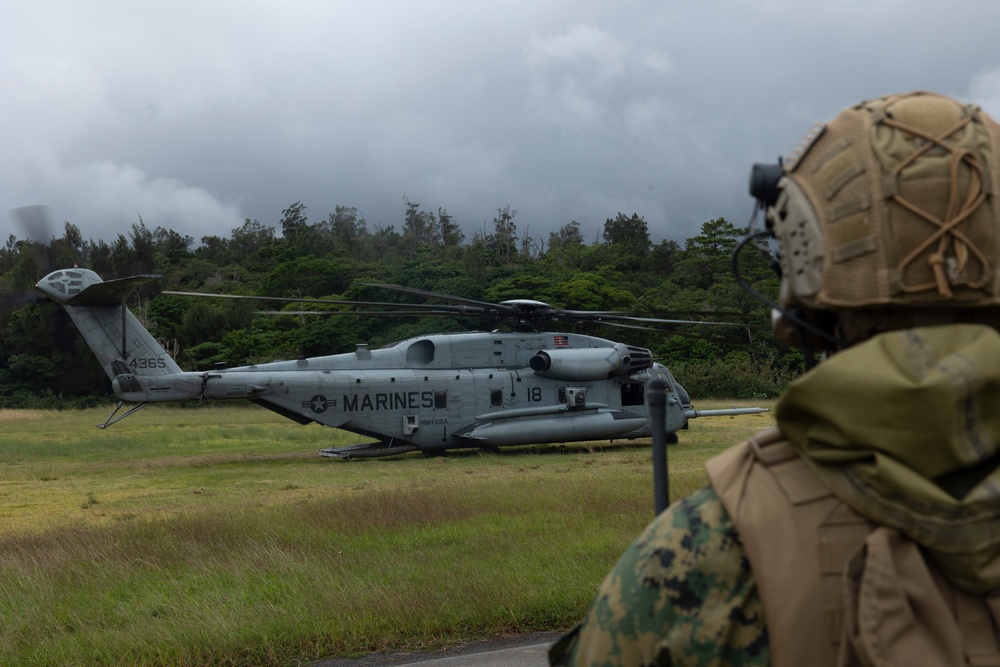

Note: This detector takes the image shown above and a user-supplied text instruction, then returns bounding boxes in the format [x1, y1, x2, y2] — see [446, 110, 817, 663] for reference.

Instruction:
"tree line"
[0, 201, 803, 408]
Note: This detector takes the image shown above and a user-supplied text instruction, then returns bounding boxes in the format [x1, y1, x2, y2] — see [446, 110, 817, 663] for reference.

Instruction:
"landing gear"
[97, 401, 149, 429]
[320, 442, 418, 459]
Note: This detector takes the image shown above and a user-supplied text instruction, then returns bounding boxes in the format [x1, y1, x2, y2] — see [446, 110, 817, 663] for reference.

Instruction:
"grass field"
[0, 401, 774, 666]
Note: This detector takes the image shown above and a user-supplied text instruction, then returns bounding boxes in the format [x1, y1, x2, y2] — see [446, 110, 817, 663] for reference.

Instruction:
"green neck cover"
[777, 324, 1000, 593]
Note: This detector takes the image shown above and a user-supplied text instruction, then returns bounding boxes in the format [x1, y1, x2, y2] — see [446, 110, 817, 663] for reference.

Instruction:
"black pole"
[648, 379, 669, 514]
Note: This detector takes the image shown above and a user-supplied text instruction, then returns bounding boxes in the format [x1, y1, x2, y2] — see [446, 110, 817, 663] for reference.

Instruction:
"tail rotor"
[6, 205, 56, 307]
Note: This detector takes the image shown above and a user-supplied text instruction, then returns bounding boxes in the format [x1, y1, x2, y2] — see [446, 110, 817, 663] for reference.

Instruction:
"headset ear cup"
[731, 229, 846, 353]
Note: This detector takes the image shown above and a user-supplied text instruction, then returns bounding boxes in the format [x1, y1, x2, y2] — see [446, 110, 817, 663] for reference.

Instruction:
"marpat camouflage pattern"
[551, 486, 769, 666]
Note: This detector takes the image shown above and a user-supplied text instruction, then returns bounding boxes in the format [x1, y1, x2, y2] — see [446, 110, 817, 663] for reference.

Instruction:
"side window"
[621, 382, 644, 406]
[490, 388, 503, 407]
[434, 390, 448, 409]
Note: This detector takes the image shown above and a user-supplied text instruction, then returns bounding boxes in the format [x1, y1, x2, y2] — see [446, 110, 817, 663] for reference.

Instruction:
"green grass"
[0, 401, 774, 666]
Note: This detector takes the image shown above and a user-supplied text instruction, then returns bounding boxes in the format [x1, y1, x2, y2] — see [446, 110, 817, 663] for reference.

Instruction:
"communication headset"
[734, 161, 847, 365]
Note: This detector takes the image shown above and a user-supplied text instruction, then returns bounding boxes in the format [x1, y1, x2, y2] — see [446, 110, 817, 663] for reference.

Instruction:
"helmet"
[750, 91, 1000, 352]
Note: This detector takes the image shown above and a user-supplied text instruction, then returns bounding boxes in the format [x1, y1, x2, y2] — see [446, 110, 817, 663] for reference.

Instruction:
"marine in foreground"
[553, 91, 1000, 665]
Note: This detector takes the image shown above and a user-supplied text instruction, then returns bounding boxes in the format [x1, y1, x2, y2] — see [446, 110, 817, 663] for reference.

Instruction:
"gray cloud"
[4, 0, 1000, 248]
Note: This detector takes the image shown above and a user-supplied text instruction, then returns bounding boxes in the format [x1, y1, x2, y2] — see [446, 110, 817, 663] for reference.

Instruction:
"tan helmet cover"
[771, 92, 1000, 321]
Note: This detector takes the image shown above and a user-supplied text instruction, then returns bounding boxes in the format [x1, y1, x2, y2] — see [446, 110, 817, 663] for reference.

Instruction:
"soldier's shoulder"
[628, 486, 761, 622]
[638, 485, 743, 554]
[556, 487, 769, 666]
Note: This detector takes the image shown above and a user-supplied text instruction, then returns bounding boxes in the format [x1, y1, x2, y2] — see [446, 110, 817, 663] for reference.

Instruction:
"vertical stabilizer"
[36, 269, 180, 380]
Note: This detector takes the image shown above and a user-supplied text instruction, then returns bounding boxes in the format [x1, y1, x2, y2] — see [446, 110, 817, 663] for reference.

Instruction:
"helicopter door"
[410, 386, 451, 446]
[621, 381, 644, 406]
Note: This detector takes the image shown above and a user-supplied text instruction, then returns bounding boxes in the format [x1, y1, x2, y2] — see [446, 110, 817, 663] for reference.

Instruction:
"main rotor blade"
[259, 309, 469, 317]
[575, 319, 674, 333]
[656, 328, 755, 345]
[362, 283, 520, 315]
[166, 286, 768, 335]
[161, 290, 481, 313]
[599, 314, 769, 328]
[547, 309, 767, 328]
[570, 319, 758, 345]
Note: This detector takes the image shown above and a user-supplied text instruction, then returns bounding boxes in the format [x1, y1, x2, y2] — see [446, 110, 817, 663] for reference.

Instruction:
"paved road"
[312, 632, 562, 667]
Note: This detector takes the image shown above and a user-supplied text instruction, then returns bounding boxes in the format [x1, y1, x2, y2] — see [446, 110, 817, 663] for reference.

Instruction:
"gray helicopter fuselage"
[112, 331, 692, 451]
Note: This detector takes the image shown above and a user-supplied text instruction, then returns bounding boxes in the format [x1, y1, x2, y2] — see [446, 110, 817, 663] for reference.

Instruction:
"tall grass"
[0, 402, 774, 665]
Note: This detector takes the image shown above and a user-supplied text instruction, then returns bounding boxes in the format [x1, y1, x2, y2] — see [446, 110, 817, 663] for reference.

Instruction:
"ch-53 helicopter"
[35, 266, 767, 459]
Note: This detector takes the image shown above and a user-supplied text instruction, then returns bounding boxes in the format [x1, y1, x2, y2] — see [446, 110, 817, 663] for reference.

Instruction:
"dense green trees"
[0, 202, 801, 407]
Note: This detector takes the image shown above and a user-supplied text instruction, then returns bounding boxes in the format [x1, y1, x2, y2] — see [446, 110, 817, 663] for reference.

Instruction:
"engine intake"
[529, 343, 653, 381]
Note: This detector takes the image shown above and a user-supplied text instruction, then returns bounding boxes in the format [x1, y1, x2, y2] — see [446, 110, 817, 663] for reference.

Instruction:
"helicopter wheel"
[667, 433, 679, 445]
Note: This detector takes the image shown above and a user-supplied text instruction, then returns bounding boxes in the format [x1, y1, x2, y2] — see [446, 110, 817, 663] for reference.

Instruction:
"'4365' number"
[129, 358, 167, 370]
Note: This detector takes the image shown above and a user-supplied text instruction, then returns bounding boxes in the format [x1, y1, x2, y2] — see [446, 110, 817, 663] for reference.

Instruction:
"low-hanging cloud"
[45, 161, 244, 243]
[4, 0, 1000, 248]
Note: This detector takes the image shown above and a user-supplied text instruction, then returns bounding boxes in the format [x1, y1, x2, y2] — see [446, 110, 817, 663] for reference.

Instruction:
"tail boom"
[111, 371, 271, 403]
[36, 268, 180, 382]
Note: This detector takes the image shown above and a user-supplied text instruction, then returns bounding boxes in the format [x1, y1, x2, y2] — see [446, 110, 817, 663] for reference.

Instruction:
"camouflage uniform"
[550, 486, 769, 666]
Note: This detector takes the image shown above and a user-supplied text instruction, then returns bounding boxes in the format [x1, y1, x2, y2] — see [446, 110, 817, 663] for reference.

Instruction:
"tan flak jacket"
[707, 427, 1000, 667]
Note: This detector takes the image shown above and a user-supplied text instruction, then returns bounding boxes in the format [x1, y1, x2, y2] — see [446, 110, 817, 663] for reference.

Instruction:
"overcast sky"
[4, 0, 1000, 249]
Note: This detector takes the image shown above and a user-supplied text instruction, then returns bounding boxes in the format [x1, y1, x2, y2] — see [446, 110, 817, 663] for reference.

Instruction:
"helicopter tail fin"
[36, 268, 181, 381]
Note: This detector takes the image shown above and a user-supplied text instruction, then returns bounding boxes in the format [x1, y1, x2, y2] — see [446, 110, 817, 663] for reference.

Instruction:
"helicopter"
[34, 267, 767, 459]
